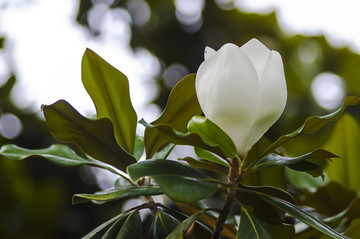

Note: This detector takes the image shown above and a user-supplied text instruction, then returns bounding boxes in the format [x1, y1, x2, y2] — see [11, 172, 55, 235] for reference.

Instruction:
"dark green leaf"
[254, 149, 339, 177]
[165, 211, 203, 239]
[241, 166, 287, 190]
[236, 184, 294, 223]
[187, 116, 238, 158]
[237, 207, 274, 239]
[102, 212, 141, 239]
[152, 143, 175, 160]
[180, 157, 228, 175]
[127, 159, 212, 181]
[144, 74, 202, 158]
[260, 194, 350, 239]
[73, 186, 163, 204]
[81, 213, 124, 239]
[82, 48, 137, 154]
[259, 96, 360, 159]
[173, 201, 237, 238]
[192, 221, 213, 239]
[127, 159, 217, 202]
[152, 174, 217, 203]
[149, 211, 180, 239]
[238, 184, 294, 204]
[133, 135, 144, 161]
[242, 137, 272, 169]
[140, 119, 227, 159]
[0, 144, 126, 177]
[43, 100, 136, 172]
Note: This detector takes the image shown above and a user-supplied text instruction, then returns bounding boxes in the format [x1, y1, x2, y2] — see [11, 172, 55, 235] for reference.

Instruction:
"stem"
[228, 157, 239, 182]
[211, 158, 239, 239]
[139, 177, 158, 215]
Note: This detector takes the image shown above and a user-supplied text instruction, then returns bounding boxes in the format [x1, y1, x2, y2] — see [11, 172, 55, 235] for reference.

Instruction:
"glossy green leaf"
[127, 159, 217, 202]
[254, 149, 339, 177]
[152, 143, 175, 160]
[241, 166, 287, 190]
[140, 119, 227, 159]
[81, 213, 124, 239]
[82, 48, 137, 154]
[181, 157, 228, 175]
[238, 184, 294, 204]
[153, 174, 217, 203]
[127, 159, 212, 182]
[188, 116, 238, 158]
[144, 74, 202, 158]
[149, 211, 180, 239]
[323, 114, 360, 192]
[194, 147, 229, 167]
[237, 207, 274, 239]
[165, 210, 204, 239]
[284, 167, 328, 191]
[260, 194, 350, 239]
[42, 100, 136, 172]
[133, 135, 144, 161]
[243, 136, 272, 169]
[73, 186, 163, 204]
[102, 212, 141, 239]
[0, 144, 127, 177]
[259, 96, 360, 159]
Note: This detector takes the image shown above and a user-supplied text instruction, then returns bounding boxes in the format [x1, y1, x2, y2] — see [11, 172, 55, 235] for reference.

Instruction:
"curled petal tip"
[204, 46, 216, 60]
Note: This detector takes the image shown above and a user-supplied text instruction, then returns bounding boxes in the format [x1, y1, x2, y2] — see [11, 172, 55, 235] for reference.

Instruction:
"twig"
[211, 158, 239, 239]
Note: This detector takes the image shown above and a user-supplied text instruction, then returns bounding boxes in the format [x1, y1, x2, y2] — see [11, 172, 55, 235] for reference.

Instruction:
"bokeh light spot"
[311, 72, 346, 110]
[298, 40, 322, 64]
[127, 0, 151, 27]
[0, 113, 22, 139]
[174, 0, 204, 32]
[164, 63, 189, 89]
[92, 0, 114, 4]
[215, 0, 235, 10]
[87, 3, 110, 33]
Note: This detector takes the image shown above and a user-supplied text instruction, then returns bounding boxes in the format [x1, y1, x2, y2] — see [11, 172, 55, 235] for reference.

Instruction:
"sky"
[0, 0, 161, 120]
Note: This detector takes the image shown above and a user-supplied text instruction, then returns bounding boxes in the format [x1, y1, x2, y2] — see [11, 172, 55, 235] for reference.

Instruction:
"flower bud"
[195, 39, 287, 156]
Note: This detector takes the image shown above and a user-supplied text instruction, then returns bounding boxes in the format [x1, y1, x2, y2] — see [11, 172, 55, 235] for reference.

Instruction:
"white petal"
[248, 50, 287, 150]
[204, 46, 216, 60]
[196, 43, 260, 155]
[240, 38, 271, 79]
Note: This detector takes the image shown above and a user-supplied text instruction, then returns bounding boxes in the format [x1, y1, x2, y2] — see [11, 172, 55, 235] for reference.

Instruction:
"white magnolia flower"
[195, 38, 287, 156]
